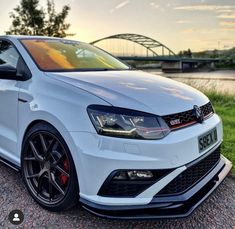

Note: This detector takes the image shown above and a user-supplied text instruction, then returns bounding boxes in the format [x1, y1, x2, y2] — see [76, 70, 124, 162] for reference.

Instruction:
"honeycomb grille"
[155, 147, 221, 196]
[98, 170, 171, 197]
[163, 102, 214, 130]
[99, 182, 152, 197]
[201, 102, 214, 117]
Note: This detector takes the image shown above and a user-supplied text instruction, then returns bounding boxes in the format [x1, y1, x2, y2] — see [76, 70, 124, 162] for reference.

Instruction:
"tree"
[178, 49, 193, 58]
[7, 0, 71, 38]
[186, 48, 192, 58]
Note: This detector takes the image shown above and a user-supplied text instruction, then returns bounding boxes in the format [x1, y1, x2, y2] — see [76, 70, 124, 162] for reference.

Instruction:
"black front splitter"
[80, 157, 232, 219]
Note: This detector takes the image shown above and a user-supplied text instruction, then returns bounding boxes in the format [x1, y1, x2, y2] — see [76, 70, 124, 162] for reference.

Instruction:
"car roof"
[0, 35, 84, 46]
[0, 35, 66, 41]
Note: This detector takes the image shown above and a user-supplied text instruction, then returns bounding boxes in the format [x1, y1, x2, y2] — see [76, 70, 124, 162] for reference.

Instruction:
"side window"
[0, 40, 20, 68]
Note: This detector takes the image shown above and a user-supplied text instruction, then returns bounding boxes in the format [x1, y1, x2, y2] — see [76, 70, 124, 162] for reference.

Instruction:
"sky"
[0, 0, 235, 52]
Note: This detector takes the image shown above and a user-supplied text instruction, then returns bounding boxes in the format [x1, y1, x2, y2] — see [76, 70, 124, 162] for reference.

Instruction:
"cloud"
[110, 0, 130, 13]
[150, 2, 160, 9]
[217, 14, 235, 19]
[220, 27, 235, 31]
[176, 20, 191, 24]
[182, 28, 218, 34]
[174, 5, 235, 12]
[220, 21, 235, 26]
[115, 0, 130, 10]
[182, 28, 195, 34]
[219, 20, 235, 31]
[216, 9, 234, 13]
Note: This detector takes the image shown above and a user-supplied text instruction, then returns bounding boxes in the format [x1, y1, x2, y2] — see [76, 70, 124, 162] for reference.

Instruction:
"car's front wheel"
[21, 122, 79, 211]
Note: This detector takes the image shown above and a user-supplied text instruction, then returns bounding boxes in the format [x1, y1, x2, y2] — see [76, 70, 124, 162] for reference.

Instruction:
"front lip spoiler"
[80, 156, 232, 219]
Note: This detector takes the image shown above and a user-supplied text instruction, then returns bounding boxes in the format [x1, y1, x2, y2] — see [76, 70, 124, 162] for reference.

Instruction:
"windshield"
[20, 39, 130, 72]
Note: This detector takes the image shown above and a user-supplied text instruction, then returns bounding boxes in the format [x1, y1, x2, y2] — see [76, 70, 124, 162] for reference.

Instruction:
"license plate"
[198, 128, 218, 153]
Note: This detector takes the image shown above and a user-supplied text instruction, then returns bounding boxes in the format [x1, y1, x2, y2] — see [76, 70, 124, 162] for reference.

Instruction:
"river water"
[146, 70, 235, 95]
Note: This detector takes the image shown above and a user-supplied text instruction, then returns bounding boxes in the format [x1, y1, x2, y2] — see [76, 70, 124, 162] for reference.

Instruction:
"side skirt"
[0, 155, 21, 172]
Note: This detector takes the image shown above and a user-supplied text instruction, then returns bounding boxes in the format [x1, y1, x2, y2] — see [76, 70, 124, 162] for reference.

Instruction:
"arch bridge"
[90, 34, 219, 72]
[90, 33, 176, 57]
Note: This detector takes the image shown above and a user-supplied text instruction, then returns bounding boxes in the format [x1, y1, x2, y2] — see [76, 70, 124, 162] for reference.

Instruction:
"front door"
[0, 40, 20, 163]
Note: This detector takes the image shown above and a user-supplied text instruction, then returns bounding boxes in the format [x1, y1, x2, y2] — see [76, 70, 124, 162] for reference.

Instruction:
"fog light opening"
[128, 171, 154, 180]
[113, 171, 128, 180]
[113, 170, 154, 180]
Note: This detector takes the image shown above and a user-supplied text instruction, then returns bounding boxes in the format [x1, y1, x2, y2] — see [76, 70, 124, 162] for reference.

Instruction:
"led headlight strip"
[87, 105, 170, 140]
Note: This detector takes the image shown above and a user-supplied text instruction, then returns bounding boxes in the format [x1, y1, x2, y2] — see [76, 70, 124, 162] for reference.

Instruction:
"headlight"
[87, 105, 170, 140]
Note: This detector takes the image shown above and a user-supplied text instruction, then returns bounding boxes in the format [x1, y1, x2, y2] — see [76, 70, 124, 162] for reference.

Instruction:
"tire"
[21, 122, 79, 211]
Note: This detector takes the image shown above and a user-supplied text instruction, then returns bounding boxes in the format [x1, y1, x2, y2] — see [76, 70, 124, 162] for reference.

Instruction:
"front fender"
[17, 75, 108, 165]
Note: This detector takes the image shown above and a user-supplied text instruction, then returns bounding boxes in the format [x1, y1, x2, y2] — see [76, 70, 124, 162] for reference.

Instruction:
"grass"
[205, 91, 235, 177]
[180, 78, 235, 177]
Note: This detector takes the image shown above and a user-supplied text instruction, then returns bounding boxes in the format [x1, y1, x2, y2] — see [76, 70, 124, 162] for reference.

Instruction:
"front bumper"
[68, 113, 231, 218]
[81, 155, 232, 219]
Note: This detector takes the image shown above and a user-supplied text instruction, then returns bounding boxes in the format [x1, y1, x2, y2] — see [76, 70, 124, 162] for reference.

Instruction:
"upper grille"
[201, 102, 214, 118]
[155, 147, 221, 197]
[163, 102, 214, 130]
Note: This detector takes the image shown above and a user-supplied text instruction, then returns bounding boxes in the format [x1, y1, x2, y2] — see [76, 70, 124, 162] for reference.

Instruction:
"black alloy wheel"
[21, 122, 79, 211]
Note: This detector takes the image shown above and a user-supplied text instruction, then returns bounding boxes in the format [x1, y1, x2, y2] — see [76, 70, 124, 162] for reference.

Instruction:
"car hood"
[46, 70, 209, 116]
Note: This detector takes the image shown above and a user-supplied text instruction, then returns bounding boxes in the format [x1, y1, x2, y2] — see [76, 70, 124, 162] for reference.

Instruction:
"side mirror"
[0, 65, 18, 80]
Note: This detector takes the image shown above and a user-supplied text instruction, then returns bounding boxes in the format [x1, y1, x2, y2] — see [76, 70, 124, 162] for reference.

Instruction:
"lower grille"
[98, 170, 171, 197]
[99, 182, 152, 197]
[155, 146, 221, 196]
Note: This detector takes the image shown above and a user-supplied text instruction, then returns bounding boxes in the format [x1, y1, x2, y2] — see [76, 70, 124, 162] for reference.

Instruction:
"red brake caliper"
[60, 159, 69, 185]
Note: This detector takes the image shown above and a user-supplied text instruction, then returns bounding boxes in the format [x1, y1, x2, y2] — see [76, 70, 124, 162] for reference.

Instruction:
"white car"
[0, 35, 232, 219]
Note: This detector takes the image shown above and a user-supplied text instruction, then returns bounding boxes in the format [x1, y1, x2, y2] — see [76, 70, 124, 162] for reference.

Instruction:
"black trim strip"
[0, 156, 20, 172]
[18, 98, 28, 103]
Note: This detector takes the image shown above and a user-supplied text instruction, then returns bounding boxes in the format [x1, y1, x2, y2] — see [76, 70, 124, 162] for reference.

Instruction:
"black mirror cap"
[0, 65, 31, 81]
[0, 65, 17, 79]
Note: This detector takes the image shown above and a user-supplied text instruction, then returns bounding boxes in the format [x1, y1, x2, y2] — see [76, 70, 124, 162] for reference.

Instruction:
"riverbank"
[147, 69, 235, 95]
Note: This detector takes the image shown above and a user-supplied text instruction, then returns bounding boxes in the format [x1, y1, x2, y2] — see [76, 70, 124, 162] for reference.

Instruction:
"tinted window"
[21, 39, 129, 72]
[0, 40, 19, 68]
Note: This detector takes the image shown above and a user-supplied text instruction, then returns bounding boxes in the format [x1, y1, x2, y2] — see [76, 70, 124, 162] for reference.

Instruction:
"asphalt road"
[0, 162, 235, 229]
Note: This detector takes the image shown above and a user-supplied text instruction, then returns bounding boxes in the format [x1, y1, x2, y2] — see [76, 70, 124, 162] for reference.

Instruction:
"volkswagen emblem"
[193, 105, 204, 123]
